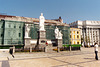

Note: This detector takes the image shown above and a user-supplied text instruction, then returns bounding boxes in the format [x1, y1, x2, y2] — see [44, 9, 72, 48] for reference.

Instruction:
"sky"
[0, 0, 100, 24]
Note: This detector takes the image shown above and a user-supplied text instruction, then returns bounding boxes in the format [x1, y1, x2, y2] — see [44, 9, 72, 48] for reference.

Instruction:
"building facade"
[69, 20, 100, 46]
[0, 20, 24, 46]
[70, 28, 81, 44]
[0, 14, 70, 48]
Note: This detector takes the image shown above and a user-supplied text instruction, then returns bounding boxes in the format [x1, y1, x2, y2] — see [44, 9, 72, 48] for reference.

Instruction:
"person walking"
[94, 43, 98, 60]
[9, 48, 14, 58]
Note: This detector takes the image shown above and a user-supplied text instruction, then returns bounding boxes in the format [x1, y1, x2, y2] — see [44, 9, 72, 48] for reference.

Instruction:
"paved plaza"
[0, 47, 100, 67]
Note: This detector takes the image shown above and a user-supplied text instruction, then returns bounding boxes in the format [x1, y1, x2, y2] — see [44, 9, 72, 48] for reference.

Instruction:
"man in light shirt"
[94, 43, 98, 60]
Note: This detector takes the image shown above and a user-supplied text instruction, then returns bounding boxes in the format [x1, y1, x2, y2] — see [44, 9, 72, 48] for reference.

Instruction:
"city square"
[0, 47, 100, 67]
[1, 0, 100, 67]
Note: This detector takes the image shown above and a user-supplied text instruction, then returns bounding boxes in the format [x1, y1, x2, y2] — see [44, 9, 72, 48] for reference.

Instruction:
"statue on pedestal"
[55, 27, 63, 39]
[39, 13, 45, 31]
[25, 24, 30, 38]
[55, 27, 59, 39]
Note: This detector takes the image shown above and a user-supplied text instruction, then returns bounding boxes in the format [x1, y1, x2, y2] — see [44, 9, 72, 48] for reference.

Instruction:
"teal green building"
[0, 20, 24, 48]
[0, 15, 70, 48]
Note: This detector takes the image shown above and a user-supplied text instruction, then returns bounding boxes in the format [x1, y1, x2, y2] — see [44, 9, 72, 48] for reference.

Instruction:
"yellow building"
[70, 28, 81, 44]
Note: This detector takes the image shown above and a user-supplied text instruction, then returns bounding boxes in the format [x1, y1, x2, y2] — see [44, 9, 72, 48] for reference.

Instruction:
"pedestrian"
[94, 43, 98, 60]
[9, 48, 14, 58]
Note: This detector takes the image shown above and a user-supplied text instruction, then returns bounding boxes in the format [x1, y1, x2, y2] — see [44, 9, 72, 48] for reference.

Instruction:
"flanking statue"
[55, 27, 59, 39]
[58, 30, 63, 39]
[25, 24, 30, 38]
[55, 27, 63, 39]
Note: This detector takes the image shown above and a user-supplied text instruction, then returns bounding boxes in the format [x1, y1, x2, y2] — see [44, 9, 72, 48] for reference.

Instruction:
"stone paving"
[0, 47, 100, 67]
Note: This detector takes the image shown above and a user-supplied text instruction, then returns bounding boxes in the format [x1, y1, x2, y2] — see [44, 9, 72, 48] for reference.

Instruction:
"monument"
[25, 24, 30, 38]
[55, 27, 63, 50]
[24, 24, 31, 49]
[58, 30, 63, 39]
[55, 27, 59, 39]
[37, 13, 47, 49]
[55, 27, 63, 40]
[39, 13, 45, 31]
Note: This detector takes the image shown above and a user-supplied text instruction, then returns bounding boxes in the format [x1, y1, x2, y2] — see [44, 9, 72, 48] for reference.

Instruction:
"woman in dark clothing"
[9, 48, 14, 58]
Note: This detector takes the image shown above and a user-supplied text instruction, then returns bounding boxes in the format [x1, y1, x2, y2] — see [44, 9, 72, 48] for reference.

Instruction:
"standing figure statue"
[39, 13, 45, 31]
[55, 27, 59, 39]
[58, 30, 63, 39]
[25, 24, 30, 38]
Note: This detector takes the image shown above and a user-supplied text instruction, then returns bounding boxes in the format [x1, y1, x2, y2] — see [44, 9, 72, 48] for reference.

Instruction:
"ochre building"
[70, 28, 81, 45]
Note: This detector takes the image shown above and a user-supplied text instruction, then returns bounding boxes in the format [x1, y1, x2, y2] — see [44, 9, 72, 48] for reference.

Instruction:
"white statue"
[55, 27, 59, 39]
[58, 30, 63, 39]
[39, 13, 45, 31]
[55, 27, 63, 39]
[25, 24, 30, 38]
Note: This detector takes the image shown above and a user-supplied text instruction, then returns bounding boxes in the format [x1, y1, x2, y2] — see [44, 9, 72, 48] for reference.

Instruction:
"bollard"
[45, 46, 48, 52]
[57, 47, 60, 52]
[70, 45, 71, 51]
[44, 47, 45, 52]
[80, 46, 81, 51]
[13, 46, 15, 54]
[30, 47, 32, 52]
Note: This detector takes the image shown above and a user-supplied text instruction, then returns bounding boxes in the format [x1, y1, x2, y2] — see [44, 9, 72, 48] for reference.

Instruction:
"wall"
[0, 20, 24, 46]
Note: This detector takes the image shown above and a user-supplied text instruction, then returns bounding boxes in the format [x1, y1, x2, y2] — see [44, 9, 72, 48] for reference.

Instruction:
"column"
[97, 29, 99, 44]
[86, 28, 88, 37]
[89, 27, 90, 45]
[92, 28, 93, 45]
[83, 28, 85, 44]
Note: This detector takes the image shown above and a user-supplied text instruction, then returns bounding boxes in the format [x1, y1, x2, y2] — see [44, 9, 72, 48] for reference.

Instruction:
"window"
[14, 26, 16, 28]
[19, 26, 21, 28]
[77, 31, 79, 34]
[77, 35, 79, 39]
[19, 33, 21, 37]
[77, 42, 79, 44]
[1, 34, 2, 37]
[70, 35, 71, 38]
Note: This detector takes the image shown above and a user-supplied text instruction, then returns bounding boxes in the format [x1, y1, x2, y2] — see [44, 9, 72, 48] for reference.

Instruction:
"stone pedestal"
[56, 39, 62, 52]
[38, 30, 47, 48]
[30, 46, 32, 52]
[44, 45, 53, 52]
[24, 37, 31, 48]
[39, 30, 46, 39]
[56, 39, 63, 47]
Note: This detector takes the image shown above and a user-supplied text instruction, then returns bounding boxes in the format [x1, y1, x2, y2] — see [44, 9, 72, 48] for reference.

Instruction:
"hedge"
[63, 44, 81, 47]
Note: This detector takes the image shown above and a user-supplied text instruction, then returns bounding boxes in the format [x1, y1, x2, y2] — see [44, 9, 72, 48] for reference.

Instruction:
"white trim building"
[69, 20, 100, 46]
